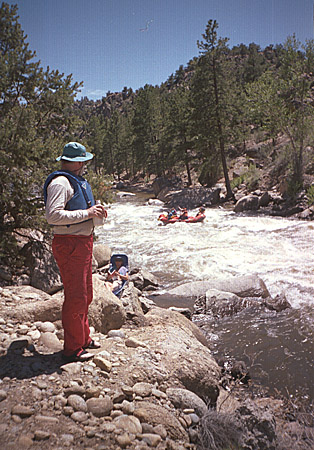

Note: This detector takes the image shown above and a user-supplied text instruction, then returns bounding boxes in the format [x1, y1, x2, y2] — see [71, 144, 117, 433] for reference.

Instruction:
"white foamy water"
[96, 194, 314, 399]
[96, 195, 314, 309]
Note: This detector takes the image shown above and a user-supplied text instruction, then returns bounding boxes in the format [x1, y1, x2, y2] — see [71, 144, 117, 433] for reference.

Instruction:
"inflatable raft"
[158, 213, 205, 225]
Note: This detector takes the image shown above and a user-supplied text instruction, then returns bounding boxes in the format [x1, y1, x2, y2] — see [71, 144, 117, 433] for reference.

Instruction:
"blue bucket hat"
[56, 142, 94, 162]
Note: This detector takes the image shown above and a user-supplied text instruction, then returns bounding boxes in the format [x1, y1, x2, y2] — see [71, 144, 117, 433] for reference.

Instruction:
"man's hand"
[87, 204, 108, 219]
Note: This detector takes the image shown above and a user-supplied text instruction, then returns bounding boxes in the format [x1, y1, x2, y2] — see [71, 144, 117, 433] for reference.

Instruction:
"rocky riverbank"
[115, 165, 314, 220]
[0, 244, 313, 450]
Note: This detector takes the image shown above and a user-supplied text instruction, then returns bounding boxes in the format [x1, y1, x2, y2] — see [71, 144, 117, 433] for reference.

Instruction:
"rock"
[116, 433, 133, 448]
[86, 396, 113, 417]
[152, 177, 175, 197]
[153, 424, 167, 439]
[38, 332, 62, 351]
[237, 399, 276, 450]
[119, 283, 146, 320]
[216, 389, 241, 413]
[134, 401, 188, 441]
[60, 362, 82, 375]
[17, 434, 33, 448]
[34, 430, 50, 441]
[263, 294, 291, 312]
[166, 186, 221, 209]
[166, 275, 270, 299]
[85, 387, 100, 399]
[1, 276, 127, 334]
[258, 191, 271, 207]
[120, 400, 135, 414]
[60, 434, 74, 446]
[88, 275, 126, 334]
[1, 286, 62, 323]
[140, 270, 158, 288]
[166, 388, 208, 417]
[113, 414, 142, 434]
[0, 390, 7, 401]
[0, 268, 12, 281]
[141, 433, 162, 447]
[298, 207, 314, 219]
[230, 361, 250, 383]
[71, 411, 88, 422]
[11, 405, 35, 418]
[20, 240, 62, 294]
[38, 322, 56, 333]
[129, 272, 145, 290]
[64, 385, 86, 397]
[147, 198, 164, 206]
[107, 329, 126, 339]
[16, 274, 30, 286]
[205, 289, 260, 318]
[115, 308, 220, 404]
[67, 394, 87, 412]
[17, 324, 29, 335]
[93, 244, 111, 268]
[168, 307, 192, 320]
[28, 329, 41, 340]
[133, 382, 153, 397]
[125, 337, 147, 348]
[93, 356, 112, 372]
[234, 194, 259, 213]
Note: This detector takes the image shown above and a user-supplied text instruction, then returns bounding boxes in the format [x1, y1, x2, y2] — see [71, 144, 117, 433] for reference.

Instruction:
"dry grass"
[197, 409, 243, 450]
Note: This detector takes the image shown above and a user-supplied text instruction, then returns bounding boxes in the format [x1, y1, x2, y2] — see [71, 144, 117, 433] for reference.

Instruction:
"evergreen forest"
[1, 2, 314, 267]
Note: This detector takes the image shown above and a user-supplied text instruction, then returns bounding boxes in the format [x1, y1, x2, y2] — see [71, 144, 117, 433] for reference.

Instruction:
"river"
[96, 193, 314, 402]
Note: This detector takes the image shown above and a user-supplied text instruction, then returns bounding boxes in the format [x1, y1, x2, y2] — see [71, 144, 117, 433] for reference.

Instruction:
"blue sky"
[6, 0, 314, 100]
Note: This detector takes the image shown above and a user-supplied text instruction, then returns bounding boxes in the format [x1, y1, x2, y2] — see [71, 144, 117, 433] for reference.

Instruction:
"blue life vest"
[43, 170, 95, 225]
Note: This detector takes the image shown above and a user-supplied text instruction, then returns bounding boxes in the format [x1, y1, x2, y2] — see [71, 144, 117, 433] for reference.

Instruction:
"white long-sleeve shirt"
[45, 176, 94, 236]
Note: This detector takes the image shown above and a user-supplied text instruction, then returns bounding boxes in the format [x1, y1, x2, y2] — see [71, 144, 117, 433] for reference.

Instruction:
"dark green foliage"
[0, 2, 83, 266]
[189, 20, 245, 195]
[306, 185, 314, 206]
[246, 34, 314, 192]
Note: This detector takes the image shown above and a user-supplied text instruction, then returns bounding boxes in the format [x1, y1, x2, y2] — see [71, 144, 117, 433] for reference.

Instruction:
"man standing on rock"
[44, 142, 107, 362]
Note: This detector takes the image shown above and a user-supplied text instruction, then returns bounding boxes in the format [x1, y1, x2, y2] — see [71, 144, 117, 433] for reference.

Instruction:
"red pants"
[52, 234, 93, 356]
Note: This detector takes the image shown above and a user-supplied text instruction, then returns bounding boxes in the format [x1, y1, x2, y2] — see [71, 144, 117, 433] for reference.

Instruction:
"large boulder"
[93, 244, 111, 269]
[205, 289, 261, 318]
[20, 240, 62, 294]
[0, 285, 62, 323]
[118, 282, 146, 322]
[104, 307, 220, 404]
[166, 186, 221, 209]
[164, 275, 270, 299]
[1, 275, 126, 334]
[152, 176, 182, 197]
[234, 194, 259, 213]
[166, 387, 208, 417]
[88, 275, 126, 333]
[258, 191, 271, 208]
[129, 269, 159, 291]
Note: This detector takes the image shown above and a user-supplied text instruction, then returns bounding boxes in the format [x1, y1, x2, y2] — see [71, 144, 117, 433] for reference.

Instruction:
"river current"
[96, 193, 314, 402]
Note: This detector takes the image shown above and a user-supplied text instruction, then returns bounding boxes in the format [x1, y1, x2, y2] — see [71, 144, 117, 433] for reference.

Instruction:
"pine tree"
[190, 20, 244, 197]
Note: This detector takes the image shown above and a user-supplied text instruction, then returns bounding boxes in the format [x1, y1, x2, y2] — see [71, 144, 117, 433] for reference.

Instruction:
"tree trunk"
[212, 58, 233, 199]
[185, 159, 192, 186]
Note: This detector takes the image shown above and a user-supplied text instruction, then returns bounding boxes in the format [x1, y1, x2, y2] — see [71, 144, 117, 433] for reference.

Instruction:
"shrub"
[306, 185, 314, 206]
[197, 410, 243, 450]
